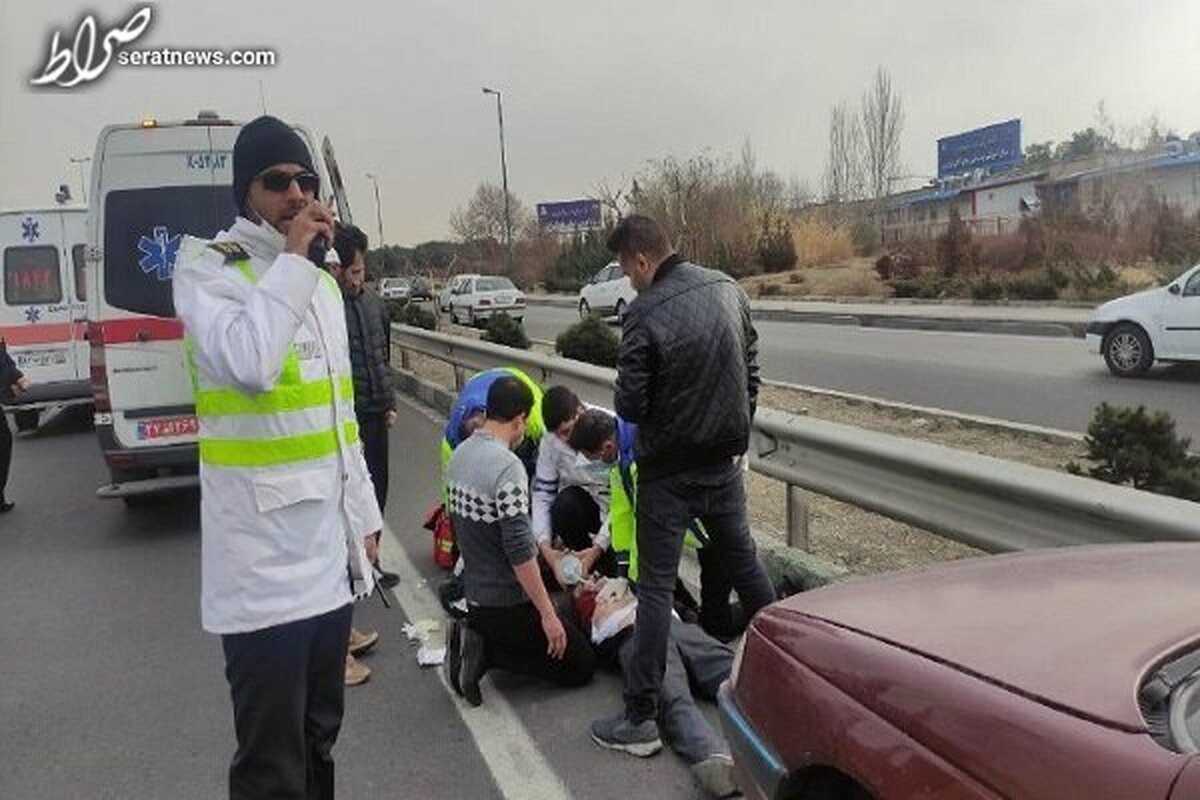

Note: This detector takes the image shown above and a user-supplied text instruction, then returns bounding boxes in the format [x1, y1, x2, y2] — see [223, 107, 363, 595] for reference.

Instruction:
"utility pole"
[365, 172, 385, 273]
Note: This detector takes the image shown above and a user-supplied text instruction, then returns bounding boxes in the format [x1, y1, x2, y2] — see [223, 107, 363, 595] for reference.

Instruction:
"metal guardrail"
[393, 324, 1200, 553]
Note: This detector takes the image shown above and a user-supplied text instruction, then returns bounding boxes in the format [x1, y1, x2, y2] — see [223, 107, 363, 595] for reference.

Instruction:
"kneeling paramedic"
[174, 115, 382, 800]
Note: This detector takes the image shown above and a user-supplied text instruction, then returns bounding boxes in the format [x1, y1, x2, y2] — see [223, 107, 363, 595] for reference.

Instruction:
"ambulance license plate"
[136, 416, 199, 440]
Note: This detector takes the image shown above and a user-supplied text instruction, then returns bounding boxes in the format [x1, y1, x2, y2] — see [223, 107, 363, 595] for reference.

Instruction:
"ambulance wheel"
[13, 410, 39, 432]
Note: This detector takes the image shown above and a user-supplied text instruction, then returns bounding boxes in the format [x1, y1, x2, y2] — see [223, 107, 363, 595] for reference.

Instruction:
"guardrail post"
[786, 484, 810, 551]
[400, 347, 411, 371]
[453, 365, 466, 391]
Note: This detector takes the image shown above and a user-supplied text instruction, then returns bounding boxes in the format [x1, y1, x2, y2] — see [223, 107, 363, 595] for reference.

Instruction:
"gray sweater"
[446, 430, 535, 607]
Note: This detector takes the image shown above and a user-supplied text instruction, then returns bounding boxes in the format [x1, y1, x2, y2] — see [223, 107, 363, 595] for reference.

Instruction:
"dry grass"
[791, 218, 855, 267]
[741, 257, 888, 299]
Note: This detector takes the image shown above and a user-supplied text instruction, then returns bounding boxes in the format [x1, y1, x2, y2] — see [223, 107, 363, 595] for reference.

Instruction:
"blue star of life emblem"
[20, 217, 40, 243]
[24, 307, 41, 323]
[137, 226, 182, 281]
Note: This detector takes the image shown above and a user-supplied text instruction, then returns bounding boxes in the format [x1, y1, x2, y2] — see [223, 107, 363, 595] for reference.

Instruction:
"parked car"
[439, 274, 478, 312]
[448, 275, 525, 327]
[578, 261, 636, 321]
[1086, 264, 1200, 377]
[720, 543, 1200, 800]
[409, 276, 433, 301]
[379, 277, 411, 302]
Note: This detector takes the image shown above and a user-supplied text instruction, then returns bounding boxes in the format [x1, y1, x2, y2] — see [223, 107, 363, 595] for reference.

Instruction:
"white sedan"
[578, 261, 637, 321]
[448, 275, 525, 327]
[1086, 264, 1200, 376]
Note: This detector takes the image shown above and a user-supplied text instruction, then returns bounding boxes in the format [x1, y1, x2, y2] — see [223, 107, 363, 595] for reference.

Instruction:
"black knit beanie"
[232, 115, 318, 215]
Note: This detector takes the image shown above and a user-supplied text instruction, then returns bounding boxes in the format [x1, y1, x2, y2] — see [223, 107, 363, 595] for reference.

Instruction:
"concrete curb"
[526, 295, 1086, 338]
[391, 365, 849, 590]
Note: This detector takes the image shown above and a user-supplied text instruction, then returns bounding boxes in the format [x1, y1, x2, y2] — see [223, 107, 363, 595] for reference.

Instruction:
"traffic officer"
[173, 115, 381, 800]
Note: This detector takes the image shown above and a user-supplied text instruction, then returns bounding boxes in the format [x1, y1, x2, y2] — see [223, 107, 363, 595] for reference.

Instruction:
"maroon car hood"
[770, 543, 1200, 730]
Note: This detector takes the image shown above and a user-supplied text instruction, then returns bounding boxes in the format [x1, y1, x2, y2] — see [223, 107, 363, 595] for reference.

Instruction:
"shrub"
[1067, 403, 1200, 501]
[481, 312, 530, 349]
[969, 275, 1004, 301]
[889, 273, 945, 299]
[389, 301, 436, 330]
[849, 219, 880, 256]
[555, 316, 619, 367]
[757, 218, 798, 273]
[1006, 272, 1059, 300]
[758, 282, 784, 297]
[936, 207, 978, 277]
[544, 230, 611, 293]
[975, 233, 1028, 273]
[875, 250, 920, 282]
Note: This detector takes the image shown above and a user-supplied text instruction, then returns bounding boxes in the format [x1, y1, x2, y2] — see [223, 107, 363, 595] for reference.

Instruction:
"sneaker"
[344, 653, 371, 686]
[443, 618, 463, 696]
[691, 754, 739, 798]
[459, 624, 487, 707]
[348, 627, 379, 657]
[590, 713, 662, 758]
[0, 500, 13, 513]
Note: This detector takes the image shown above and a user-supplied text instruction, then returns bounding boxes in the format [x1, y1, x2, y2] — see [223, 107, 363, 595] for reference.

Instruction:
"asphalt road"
[521, 305, 1200, 442]
[0, 405, 714, 799]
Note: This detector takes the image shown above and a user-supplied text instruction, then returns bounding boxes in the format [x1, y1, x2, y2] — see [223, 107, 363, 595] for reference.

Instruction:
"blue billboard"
[537, 199, 601, 229]
[937, 119, 1022, 178]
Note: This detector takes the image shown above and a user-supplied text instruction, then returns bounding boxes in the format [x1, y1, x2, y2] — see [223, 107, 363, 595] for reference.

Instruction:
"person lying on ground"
[575, 575, 739, 799]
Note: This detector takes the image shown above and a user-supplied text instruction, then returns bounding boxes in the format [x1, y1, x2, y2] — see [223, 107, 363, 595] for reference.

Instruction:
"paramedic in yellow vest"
[173, 115, 381, 800]
[568, 408, 742, 642]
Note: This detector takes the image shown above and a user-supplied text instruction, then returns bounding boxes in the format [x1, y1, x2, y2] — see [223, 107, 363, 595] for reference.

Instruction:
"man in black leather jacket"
[0, 339, 29, 512]
[591, 215, 777, 758]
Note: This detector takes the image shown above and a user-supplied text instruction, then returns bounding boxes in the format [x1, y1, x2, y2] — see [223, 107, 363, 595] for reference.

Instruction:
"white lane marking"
[381, 522, 572, 800]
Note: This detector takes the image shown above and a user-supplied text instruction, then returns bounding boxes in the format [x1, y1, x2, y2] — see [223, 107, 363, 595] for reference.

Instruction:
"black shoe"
[373, 561, 400, 590]
[590, 713, 663, 757]
[459, 625, 487, 707]
[0, 501, 13, 514]
[443, 618, 463, 697]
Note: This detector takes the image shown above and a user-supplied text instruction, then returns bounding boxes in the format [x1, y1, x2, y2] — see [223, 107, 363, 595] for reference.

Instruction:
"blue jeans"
[623, 462, 775, 722]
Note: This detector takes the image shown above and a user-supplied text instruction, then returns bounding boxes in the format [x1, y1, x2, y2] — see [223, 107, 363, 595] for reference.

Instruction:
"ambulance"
[86, 111, 352, 500]
[0, 206, 92, 431]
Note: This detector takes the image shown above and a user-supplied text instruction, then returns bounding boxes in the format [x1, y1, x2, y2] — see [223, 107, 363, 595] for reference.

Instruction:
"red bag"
[424, 503, 457, 570]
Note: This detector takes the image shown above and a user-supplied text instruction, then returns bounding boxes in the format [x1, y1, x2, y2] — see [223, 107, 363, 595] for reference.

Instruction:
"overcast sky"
[3, 1, 1199, 244]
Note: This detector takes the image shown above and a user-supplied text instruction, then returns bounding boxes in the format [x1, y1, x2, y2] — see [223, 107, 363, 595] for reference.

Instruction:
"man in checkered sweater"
[443, 375, 596, 706]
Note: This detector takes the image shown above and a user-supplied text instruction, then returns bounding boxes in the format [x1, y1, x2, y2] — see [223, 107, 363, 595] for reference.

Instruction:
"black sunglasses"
[258, 169, 320, 195]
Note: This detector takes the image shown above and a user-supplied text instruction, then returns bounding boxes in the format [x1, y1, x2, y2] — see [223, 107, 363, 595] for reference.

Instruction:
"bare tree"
[592, 179, 629, 226]
[823, 101, 864, 204]
[449, 183, 530, 243]
[860, 66, 904, 199]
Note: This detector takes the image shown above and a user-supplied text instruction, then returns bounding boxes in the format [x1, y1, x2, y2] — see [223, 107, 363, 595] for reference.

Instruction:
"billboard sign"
[537, 199, 601, 229]
[937, 119, 1022, 178]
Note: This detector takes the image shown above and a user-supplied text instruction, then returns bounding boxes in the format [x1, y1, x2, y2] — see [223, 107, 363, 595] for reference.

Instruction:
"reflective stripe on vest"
[187, 252, 356, 468]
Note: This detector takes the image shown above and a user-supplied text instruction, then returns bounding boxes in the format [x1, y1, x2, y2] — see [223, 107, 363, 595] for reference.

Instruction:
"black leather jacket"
[614, 256, 760, 482]
[343, 289, 395, 414]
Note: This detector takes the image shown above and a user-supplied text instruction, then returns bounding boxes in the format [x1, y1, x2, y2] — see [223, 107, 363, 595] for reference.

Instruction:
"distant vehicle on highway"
[378, 277, 411, 302]
[1086, 265, 1200, 377]
[439, 273, 478, 312]
[720, 544, 1200, 800]
[448, 275, 525, 327]
[578, 261, 636, 321]
[0, 205, 92, 432]
[409, 276, 433, 301]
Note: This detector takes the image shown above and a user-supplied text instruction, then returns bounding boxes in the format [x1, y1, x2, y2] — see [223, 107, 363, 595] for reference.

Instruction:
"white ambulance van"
[87, 112, 352, 500]
[0, 206, 91, 431]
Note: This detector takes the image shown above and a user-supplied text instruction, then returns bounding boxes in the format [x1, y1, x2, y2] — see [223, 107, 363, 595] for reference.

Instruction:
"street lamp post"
[365, 171, 385, 250]
[481, 86, 512, 269]
[69, 156, 91, 203]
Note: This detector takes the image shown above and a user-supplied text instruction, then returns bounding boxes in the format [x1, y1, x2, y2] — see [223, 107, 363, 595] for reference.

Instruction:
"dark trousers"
[624, 462, 775, 723]
[617, 618, 733, 764]
[0, 412, 10, 500]
[357, 410, 389, 513]
[221, 604, 353, 800]
[469, 601, 596, 687]
[550, 486, 618, 577]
